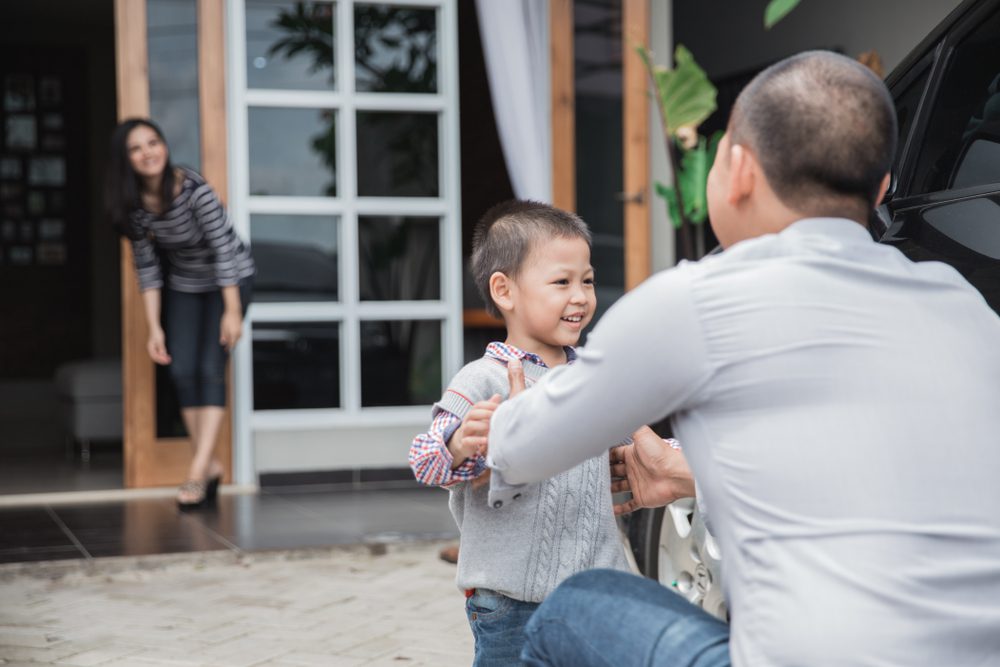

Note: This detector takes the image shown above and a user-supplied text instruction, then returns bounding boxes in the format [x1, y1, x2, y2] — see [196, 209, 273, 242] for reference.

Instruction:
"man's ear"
[727, 143, 756, 206]
[875, 172, 891, 205]
[489, 271, 514, 313]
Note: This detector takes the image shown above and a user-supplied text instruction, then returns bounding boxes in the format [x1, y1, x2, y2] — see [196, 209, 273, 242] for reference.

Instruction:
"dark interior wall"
[0, 0, 120, 364]
[458, 0, 514, 308]
[673, 0, 962, 81]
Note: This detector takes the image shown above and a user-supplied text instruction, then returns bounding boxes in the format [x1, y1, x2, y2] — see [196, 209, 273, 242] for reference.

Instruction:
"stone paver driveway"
[0, 540, 472, 666]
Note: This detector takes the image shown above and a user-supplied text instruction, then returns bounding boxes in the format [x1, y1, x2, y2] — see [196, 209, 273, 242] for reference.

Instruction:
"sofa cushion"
[54, 359, 123, 400]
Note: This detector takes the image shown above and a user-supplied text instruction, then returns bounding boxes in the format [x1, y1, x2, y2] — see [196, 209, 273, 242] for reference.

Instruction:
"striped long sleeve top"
[129, 167, 255, 293]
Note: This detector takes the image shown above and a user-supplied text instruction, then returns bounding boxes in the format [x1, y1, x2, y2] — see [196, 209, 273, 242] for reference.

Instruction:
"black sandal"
[177, 476, 220, 511]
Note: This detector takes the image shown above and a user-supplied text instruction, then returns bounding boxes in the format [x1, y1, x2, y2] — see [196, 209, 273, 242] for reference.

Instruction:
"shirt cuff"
[486, 469, 528, 510]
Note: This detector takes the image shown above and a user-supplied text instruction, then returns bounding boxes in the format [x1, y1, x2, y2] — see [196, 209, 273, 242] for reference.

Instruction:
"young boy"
[408, 200, 629, 666]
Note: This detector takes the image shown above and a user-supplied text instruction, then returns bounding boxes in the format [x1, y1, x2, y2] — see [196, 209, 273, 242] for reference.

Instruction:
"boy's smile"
[501, 236, 596, 367]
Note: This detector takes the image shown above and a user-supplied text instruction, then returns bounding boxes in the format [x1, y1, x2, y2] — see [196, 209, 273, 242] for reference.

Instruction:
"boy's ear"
[489, 271, 515, 313]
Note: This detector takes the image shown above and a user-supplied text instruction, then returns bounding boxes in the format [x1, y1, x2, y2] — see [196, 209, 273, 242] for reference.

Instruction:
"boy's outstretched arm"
[408, 397, 501, 488]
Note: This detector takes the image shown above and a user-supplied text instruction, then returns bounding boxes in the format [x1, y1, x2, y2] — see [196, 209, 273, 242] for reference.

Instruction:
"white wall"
[650, 0, 676, 272]
[674, 0, 962, 80]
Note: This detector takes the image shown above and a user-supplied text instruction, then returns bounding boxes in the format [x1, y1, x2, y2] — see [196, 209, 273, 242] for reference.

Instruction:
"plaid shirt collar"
[484, 341, 577, 368]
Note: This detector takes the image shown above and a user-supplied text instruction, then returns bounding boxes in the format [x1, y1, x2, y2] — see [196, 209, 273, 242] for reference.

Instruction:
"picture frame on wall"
[18, 220, 33, 243]
[9, 245, 32, 265]
[41, 135, 65, 151]
[38, 218, 64, 241]
[38, 76, 61, 106]
[27, 157, 65, 186]
[3, 74, 35, 111]
[0, 156, 21, 179]
[36, 242, 66, 265]
[41, 113, 63, 130]
[26, 191, 44, 215]
[5, 115, 36, 150]
[47, 190, 65, 214]
[1, 220, 16, 242]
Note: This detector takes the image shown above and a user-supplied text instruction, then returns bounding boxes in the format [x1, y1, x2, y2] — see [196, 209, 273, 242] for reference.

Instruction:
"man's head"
[707, 50, 897, 247]
[471, 200, 595, 349]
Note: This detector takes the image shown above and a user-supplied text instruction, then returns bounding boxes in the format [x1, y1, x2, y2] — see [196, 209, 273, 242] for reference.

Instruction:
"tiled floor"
[0, 486, 458, 564]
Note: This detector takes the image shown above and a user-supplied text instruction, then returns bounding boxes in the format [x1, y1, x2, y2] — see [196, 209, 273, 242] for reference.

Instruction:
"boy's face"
[507, 236, 596, 352]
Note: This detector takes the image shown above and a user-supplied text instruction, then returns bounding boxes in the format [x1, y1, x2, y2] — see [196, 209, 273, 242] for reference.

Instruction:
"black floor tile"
[0, 488, 459, 564]
[0, 545, 85, 564]
[0, 507, 74, 551]
[52, 499, 233, 555]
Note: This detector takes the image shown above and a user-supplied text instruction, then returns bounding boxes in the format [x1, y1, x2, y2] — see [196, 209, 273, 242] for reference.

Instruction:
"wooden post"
[549, 0, 575, 211]
[198, 0, 233, 483]
[115, 0, 152, 488]
[623, 0, 651, 290]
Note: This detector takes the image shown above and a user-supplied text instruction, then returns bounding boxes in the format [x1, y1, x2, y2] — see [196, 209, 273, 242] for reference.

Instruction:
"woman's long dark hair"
[105, 118, 176, 239]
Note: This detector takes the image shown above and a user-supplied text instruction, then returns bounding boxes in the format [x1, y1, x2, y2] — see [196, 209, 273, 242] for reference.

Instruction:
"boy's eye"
[584, 277, 595, 285]
[553, 278, 569, 285]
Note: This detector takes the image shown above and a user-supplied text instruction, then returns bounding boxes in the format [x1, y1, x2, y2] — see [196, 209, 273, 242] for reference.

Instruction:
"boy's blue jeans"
[520, 569, 731, 667]
[466, 588, 540, 667]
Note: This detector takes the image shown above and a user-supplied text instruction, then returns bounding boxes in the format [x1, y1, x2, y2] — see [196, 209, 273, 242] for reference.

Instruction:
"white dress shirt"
[487, 218, 1000, 666]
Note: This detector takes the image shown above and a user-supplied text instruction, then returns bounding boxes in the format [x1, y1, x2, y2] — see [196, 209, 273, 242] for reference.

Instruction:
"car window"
[889, 60, 932, 196]
[892, 63, 931, 168]
[909, 7, 1000, 195]
[893, 195, 1000, 315]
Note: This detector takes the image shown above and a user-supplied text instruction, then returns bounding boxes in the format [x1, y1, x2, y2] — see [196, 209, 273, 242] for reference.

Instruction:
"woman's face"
[126, 125, 168, 179]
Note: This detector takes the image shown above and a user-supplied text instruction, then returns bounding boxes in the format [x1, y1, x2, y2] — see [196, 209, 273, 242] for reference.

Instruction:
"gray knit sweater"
[435, 352, 629, 603]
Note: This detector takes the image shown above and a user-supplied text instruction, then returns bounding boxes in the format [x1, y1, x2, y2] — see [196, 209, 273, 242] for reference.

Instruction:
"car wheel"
[631, 499, 728, 621]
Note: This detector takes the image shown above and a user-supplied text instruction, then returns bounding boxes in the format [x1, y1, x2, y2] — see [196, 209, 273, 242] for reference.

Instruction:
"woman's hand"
[147, 326, 172, 365]
[219, 310, 243, 352]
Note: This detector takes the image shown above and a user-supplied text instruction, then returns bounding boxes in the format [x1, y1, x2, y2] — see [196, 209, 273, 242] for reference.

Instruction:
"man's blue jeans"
[521, 569, 731, 667]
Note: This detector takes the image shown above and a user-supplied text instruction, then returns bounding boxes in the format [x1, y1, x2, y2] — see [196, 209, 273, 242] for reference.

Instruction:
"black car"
[629, 0, 1000, 619]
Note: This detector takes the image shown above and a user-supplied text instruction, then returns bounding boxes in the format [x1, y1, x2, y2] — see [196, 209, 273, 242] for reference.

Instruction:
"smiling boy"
[408, 200, 629, 666]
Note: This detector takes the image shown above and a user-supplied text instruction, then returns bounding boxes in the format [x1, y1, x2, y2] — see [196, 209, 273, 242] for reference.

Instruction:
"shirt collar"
[485, 341, 576, 368]
[783, 217, 873, 244]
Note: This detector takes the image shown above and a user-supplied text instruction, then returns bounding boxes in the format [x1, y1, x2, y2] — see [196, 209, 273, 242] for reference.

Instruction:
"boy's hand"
[449, 395, 501, 468]
[610, 426, 695, 515]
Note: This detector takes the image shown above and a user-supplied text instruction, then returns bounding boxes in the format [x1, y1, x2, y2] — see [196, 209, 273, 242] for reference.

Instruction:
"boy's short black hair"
[729, 50, 897, 219]
[471, 200, 592, 319]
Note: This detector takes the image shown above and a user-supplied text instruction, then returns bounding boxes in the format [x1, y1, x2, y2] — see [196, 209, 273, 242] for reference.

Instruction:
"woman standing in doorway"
[106, 118, 255, 510]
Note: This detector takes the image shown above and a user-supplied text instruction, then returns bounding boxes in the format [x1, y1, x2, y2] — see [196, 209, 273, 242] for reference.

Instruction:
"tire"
[630, 500, 728, 621]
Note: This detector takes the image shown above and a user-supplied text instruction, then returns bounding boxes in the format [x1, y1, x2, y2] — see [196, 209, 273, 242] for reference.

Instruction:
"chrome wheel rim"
[657, 498, 728, 620]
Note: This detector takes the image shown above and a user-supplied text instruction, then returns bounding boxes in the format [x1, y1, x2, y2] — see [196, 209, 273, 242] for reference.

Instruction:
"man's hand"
[472, 358, 526, 489]
[610, 425, 695, 515]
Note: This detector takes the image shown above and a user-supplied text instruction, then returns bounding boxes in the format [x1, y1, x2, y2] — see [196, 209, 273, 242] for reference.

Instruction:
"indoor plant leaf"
[764, 0, 802, 29]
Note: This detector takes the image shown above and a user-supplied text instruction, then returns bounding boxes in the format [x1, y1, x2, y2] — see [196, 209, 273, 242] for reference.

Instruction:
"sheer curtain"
[475, 0, 551, 202]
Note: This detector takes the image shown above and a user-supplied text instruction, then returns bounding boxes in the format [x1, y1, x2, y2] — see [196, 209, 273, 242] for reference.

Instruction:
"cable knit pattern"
[438, 350, 629, 603]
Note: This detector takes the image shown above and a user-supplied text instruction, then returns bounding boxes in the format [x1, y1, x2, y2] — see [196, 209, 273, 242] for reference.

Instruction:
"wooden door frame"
[115, 0, 232, 488]
[549, 0, 651, 288]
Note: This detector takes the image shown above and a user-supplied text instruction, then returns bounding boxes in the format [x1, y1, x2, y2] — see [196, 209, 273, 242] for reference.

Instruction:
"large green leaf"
[764, 0, 802, 29]
[641, 44, 717, 136]
[654, 181, 683, 230]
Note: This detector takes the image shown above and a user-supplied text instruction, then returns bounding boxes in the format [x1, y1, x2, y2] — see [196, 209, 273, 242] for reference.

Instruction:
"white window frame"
[226, 0, 462, 481]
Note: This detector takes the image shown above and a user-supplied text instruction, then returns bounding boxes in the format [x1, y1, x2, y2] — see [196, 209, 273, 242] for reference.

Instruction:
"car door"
[879, 0, 1000, 315]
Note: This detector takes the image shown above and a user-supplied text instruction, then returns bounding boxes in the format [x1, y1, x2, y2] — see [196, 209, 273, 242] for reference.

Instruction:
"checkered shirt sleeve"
[409, 409, 488, 488]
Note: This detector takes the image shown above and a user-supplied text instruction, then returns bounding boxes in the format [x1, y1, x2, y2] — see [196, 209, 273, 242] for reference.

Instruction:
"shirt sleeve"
[190, 183, 242, 287]
[130, 230, 164, 292]
[486, 267, 713, 487]
[409, 408, 488, 488]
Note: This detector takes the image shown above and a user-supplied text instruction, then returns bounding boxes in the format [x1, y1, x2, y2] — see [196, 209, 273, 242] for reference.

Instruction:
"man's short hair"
[729, 50, 898, 218]
[471, 200, 592, 318]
